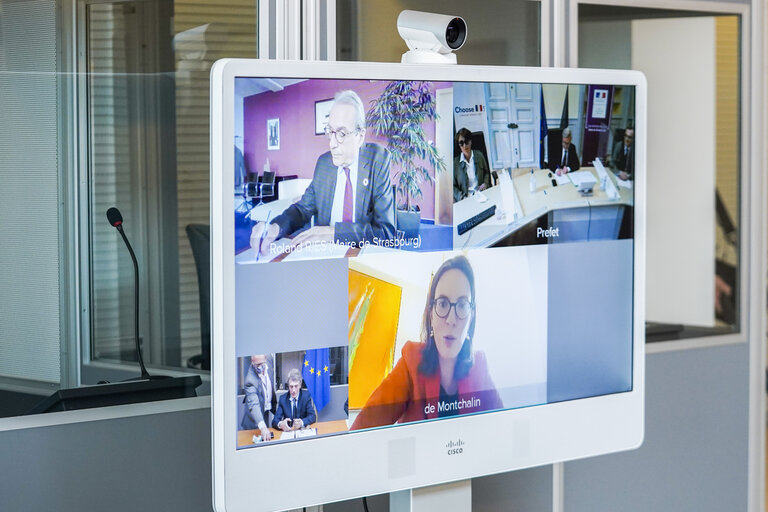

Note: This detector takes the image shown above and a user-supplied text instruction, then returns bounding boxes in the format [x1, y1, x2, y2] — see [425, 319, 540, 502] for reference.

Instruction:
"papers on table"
[278, 428, 317, 440]
[616, 178, 633, 189]
[554, 173, 570, 186]
[359, 243, 398, 256]
[236, 238, 351, 263]
[235, 240, 292, 264]
[282, 241, 350, 261]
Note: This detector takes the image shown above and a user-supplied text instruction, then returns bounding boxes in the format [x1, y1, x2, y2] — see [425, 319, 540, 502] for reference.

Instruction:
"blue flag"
[539, 88, 548, 169]
[303, 348, 331, 411]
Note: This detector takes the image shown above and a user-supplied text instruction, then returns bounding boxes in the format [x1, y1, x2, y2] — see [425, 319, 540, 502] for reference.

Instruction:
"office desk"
[511, 166, 633, 213]
[453, 166, 633, 248]
[237, 178, 312, 224]
[237, 419, 349, 447]
[234, 196, 298, 254]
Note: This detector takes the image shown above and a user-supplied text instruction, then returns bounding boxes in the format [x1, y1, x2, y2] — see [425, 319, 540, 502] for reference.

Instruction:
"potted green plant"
[367, 81, 446, 231]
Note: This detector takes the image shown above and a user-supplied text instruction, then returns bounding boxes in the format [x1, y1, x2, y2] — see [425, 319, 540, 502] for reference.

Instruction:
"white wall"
[632, 17, 716, 326]
[578, 20, 631, 70]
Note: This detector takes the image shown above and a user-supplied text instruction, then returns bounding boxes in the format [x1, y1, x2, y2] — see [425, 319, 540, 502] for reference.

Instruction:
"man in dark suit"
[548, 126, 580, 175]
[611, 127, 634, 181]
[251, 90, 396, 254]
[240, 354, 278, 437]
[273, 369, 317, 431]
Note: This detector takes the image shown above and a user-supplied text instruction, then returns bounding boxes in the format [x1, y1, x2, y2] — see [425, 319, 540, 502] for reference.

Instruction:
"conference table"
[452, 165, 633, 248]
[237, 419, 350, 447]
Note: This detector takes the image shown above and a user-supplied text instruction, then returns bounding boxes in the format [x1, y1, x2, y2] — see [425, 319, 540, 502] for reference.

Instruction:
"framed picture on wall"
[267, 118, 280, 150]
[315, 98, 333, 135]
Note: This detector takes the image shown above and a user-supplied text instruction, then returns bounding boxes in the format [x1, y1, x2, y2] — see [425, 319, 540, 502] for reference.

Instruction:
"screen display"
[232, 78, 635, 449]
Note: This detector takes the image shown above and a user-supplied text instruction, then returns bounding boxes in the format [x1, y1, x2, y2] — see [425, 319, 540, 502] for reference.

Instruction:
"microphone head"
[106, 207, 123, 227]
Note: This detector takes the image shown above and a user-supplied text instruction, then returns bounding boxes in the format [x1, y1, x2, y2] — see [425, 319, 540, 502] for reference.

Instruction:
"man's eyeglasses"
[324, 125, 361, 143]
[457, 139, 471, 147]
[432, 297, 473, 320]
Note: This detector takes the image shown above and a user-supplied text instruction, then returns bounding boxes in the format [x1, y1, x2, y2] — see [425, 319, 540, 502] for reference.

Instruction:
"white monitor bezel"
[211, 58, 646, 512]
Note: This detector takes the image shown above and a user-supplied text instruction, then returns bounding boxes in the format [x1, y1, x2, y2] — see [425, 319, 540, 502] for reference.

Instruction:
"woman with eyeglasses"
[453, 127, 491, 202]
[350, 255, 503, 430]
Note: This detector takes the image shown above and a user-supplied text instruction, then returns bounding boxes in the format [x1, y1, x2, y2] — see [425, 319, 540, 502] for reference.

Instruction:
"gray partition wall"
[0, 343, 749, 512]
[565, 345, 749, 512]
[0, 407, 213, 512]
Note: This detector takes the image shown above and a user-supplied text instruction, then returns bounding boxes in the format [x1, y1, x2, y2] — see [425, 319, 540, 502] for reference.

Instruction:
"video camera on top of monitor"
[397, 10, 467, 64]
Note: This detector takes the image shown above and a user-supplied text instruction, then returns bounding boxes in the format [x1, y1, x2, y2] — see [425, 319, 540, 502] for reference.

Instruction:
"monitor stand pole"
[390, 479, 471, 512]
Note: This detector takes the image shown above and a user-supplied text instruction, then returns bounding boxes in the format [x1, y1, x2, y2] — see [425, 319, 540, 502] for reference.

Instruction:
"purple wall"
[243, 79, 447, 219]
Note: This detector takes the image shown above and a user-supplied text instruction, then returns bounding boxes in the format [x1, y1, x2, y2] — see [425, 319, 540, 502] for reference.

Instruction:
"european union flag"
[303, 348, 331, 411]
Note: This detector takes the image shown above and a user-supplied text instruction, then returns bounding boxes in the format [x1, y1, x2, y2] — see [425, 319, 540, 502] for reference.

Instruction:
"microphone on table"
[106, 207, 152, 380]
[23, 207, 203, 413]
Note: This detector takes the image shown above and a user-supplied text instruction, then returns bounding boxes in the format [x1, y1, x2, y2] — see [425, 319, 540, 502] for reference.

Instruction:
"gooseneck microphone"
[106, 207, 151, 380]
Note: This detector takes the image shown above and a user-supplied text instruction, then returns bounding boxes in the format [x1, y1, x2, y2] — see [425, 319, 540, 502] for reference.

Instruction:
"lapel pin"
[363, 178, 369, 187]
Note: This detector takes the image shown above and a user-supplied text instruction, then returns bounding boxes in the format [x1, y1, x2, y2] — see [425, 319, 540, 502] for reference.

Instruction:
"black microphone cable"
[106, 207, 151, 380]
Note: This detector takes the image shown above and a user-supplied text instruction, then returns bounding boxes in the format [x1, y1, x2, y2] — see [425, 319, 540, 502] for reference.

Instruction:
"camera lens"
[445, 18, 467, 50]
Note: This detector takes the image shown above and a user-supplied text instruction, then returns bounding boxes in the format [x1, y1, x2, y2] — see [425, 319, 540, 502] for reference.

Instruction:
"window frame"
[566, 3, 764, 512]
[69, 0, 184, 384]
[569, 0, 751, 350]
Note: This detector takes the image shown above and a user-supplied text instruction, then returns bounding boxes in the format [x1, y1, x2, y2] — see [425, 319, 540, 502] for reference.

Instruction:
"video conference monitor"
[211, 59, 645, 512]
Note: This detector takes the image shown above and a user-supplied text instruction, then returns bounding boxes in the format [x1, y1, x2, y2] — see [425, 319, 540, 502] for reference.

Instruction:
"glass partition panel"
[578, 6, 741, 341]
[0, 0, 64, 416]
[86, 1, 174, 365]
[0, 0, 260, 419]
[337, 0, 541, 66]
[84, 0, 259, 374]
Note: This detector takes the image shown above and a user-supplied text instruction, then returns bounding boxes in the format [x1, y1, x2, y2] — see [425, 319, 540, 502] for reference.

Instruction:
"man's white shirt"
[330, 157, 359, 224]
[259, 372, 272, 411]
[460, 151, 477, 193]
[256, 369, 272, 433]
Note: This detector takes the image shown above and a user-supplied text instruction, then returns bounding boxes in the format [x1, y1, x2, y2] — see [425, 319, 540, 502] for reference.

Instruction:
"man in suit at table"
[548, 126, 581, 175]
[240, 354, 278, 439]
[251, 89, 396, 254]
[273, 369, 317, 432]
[611, 126, 634, 181]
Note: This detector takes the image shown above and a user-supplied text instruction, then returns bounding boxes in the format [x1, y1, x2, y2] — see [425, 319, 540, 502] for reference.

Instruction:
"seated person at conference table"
[240, 354, 277, 438]
[453, 127, 492, 202]
[250, 89, 396, 255]
[611, 127, 635, 181]
[273, 369, 317, 431]
[351, 256, 503, 430]
[547, 126, 581, 176]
